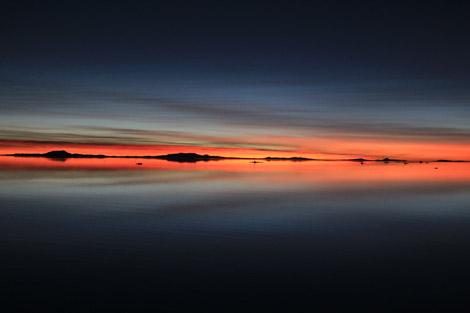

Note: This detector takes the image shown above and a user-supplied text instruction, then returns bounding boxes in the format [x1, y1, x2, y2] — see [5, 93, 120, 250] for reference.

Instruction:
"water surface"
[1, 157, 469, 312]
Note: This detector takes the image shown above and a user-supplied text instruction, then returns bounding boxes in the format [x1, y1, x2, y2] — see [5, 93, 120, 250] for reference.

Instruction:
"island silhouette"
[3, 150, 468, 163]
[8, 150, 225, 163]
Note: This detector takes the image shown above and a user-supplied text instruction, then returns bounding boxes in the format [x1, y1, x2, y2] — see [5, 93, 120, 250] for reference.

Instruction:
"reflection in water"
[0, 157, 470, 312]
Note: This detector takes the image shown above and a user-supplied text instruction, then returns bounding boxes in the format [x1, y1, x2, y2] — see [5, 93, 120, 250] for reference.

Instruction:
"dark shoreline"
[2, 150, 468, 163]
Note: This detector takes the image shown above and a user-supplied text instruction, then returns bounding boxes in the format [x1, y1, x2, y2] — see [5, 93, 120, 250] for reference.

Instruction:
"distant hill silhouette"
[154, 153, 224, 163]
[12, 150, 107, 159]
[379, 157, 406, 162]
[265, 156, 313, 161]
[5, 150, 468, 163]
[44, 150, 72, 158]
[9, 150, 224, 163]
[346, 157, 407, 162]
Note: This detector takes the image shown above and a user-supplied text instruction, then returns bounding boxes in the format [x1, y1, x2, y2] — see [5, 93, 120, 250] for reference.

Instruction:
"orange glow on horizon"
[0, 138, 469, 161]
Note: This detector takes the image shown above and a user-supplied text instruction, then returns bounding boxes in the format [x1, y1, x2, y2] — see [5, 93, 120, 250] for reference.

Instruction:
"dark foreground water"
[1, 157, 470, 312]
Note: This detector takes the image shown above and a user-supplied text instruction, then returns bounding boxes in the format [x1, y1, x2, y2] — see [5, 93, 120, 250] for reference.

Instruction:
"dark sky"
[1, 1, 469, 159]
[3, 1, 469, 73]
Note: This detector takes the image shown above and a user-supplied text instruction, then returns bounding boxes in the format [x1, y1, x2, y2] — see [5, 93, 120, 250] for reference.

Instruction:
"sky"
[1, 1, 469, 160]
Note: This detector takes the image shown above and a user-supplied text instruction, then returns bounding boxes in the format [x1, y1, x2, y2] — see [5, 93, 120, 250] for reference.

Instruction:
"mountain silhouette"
[9, 151, 223, 163]
[265, 156, 312, 161]
[5, 150, 467, 163]
[154, 153, 224, 163]
[43, 150, 73, 158]
[11, 150, 107, 159]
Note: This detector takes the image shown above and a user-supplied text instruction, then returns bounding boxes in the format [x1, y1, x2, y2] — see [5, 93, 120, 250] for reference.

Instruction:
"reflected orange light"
[1, 157, 469, 184]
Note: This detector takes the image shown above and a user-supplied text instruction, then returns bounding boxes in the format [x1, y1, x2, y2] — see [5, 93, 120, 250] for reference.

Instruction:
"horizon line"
[2, 150, 468, 163]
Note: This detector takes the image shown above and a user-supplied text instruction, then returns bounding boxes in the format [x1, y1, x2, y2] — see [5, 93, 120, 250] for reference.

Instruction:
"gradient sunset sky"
[1, 1, 469, 160]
